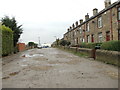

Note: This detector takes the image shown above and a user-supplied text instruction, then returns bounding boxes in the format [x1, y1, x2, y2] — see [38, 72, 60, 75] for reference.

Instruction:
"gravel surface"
[2, 48, 118, 88]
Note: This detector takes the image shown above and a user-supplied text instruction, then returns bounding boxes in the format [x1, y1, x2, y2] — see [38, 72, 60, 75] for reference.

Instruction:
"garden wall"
[66, 47, 119, 66]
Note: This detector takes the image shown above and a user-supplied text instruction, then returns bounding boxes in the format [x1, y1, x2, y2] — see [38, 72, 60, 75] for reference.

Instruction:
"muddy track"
[2, 48, 118, 88]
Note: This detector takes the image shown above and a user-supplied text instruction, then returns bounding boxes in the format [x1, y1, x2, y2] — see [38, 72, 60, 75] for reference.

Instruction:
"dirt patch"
[9, 71, 20, 76]
[48, 61, 64, 64]
[105, 71, 118, 79]
[33, 57, 48, 61]
[56, 54, 68, 58]
[30, 65, 52, 71]
[2, 76, 10, 79]
[65, 59, 80, 64]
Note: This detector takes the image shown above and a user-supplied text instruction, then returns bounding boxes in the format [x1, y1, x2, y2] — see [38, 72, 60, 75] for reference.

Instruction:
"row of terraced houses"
[63, 0, 120, 46]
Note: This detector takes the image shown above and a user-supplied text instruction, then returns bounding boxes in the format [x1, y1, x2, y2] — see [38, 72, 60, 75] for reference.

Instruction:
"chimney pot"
[79, 19, 83, 24]
[75, 21, 78, 27]
[68, 28, 70, 32]
[70, 26, 72, 30]
[93, 8, 98, 16]
[85, 13, 89, 21]
[104, 0, 111, 8]
[72, 23, 75, 29]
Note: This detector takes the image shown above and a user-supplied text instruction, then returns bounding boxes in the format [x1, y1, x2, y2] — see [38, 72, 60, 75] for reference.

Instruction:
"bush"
[0, 25, 13, 56]
[80, 42, 102, 49]
[101, 40, 120, 51]
[59, 40, 71, 46]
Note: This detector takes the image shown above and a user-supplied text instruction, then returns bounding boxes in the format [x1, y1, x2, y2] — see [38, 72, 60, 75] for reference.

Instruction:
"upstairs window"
[86, 23, 90, 31]
[118, 7, 120, 21]
[98, 17, 103, 28]
[74, 30, 76, 35]
[79, 27, 82, 34]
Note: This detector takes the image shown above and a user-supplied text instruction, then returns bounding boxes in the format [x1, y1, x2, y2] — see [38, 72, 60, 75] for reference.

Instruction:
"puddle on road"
[21, 65, 28, 67]
[22, 54, 44, 58]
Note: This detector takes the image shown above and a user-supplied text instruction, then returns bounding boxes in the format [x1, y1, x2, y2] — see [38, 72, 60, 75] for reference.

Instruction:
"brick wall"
[17, 43, 26, 52]
[63, 1, 120, 46]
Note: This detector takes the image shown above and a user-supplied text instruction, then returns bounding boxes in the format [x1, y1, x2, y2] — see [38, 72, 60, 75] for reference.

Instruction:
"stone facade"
[63, 0, 120, 46]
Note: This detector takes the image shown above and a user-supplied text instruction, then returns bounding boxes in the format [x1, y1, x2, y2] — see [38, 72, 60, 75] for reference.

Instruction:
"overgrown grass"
[57, 46, 88, 58]
[55, 46, 119, 67]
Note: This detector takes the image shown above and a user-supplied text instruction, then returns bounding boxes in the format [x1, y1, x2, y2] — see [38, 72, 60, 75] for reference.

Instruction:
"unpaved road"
[2, 48, 118, 88]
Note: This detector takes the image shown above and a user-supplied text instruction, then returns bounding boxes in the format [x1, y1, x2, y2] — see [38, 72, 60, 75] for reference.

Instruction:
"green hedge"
[80, 42, 102, 49]
[0, 25, 13, 56]
[0, 24, 2, 57]
[79, 41, 120, 51]
[101, 40, 120, 51]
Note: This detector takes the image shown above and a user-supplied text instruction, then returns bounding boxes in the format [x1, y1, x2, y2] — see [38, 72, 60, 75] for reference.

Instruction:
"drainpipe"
[110, 9, 113, 40]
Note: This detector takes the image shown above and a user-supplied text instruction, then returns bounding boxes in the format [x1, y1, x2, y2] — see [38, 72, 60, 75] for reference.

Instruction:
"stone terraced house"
[63, 0, 120, 46]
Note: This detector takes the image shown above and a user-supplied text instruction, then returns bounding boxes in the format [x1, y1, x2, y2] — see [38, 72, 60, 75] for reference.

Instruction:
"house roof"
[64, 0, 120, 34]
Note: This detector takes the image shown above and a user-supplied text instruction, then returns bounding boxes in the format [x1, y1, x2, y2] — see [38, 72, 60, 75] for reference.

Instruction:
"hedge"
[80, 42, 102, 49]
[0, 25, 13, 56]
[0, 24, 2, 57]
[101, 40, 120, 51]
[79, 41, 120, 51]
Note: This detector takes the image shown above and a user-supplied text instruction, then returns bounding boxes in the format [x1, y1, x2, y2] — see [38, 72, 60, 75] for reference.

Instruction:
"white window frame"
[79, 27, 82, 34]
[87, 35, 90, 43]
[98, 33, 103, 42]
[86, 23, 90, 31]
[98, 17, 102, 28]
[118, 7, 120, 20]
[82, 38, 85, 42]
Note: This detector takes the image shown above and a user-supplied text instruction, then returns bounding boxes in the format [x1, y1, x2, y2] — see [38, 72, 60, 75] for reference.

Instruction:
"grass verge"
[56, 46, 88, 58]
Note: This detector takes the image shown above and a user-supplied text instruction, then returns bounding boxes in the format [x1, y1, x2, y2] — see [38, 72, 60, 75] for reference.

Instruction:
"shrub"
[0, 25, 13, 56]
[101, 40, 120, 51]
[59, 40, 71, 46]
[80, 42, 102, 49]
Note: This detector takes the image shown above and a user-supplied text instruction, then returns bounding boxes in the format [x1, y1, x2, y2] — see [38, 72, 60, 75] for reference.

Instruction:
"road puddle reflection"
[22, 54, 44, 58]
[21, 65, 28, 67]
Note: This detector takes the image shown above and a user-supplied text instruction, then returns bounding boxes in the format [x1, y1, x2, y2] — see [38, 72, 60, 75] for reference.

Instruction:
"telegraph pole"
[38, 37, 41, 46]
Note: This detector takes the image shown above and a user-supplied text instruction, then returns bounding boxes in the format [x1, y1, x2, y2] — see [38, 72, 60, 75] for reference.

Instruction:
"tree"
[1, 16, 23, 47]
[59, 40, 71, 46]
[28, 42, 35, 47]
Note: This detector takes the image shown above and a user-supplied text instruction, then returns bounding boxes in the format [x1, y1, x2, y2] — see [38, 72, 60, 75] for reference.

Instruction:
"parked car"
[37, 46, 42, 49]
[42, 46, 49, 48]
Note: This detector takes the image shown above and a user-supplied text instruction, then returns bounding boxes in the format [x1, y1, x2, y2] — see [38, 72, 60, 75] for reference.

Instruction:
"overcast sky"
[0, 0, 117, 44]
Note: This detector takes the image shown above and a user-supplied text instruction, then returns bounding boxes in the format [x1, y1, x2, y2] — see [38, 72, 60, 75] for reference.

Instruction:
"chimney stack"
[72, 23, 75, 29]
[104, 0, 111, 8]
[70, 26, 72, 30]
[85, 13, 89, 21]
[79, 19, 83, 24]
[93, 8, 98, 16]
[67, 28, 70, 32]
[75, 21, 78, 27]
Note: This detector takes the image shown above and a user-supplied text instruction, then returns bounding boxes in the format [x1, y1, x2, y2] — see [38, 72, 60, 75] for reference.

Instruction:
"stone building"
[63, 0, 120, 46]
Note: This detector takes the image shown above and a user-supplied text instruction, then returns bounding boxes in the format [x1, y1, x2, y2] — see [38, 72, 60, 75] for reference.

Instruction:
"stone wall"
[67, 47, 119, 66]
[96, 50, 119, 66]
